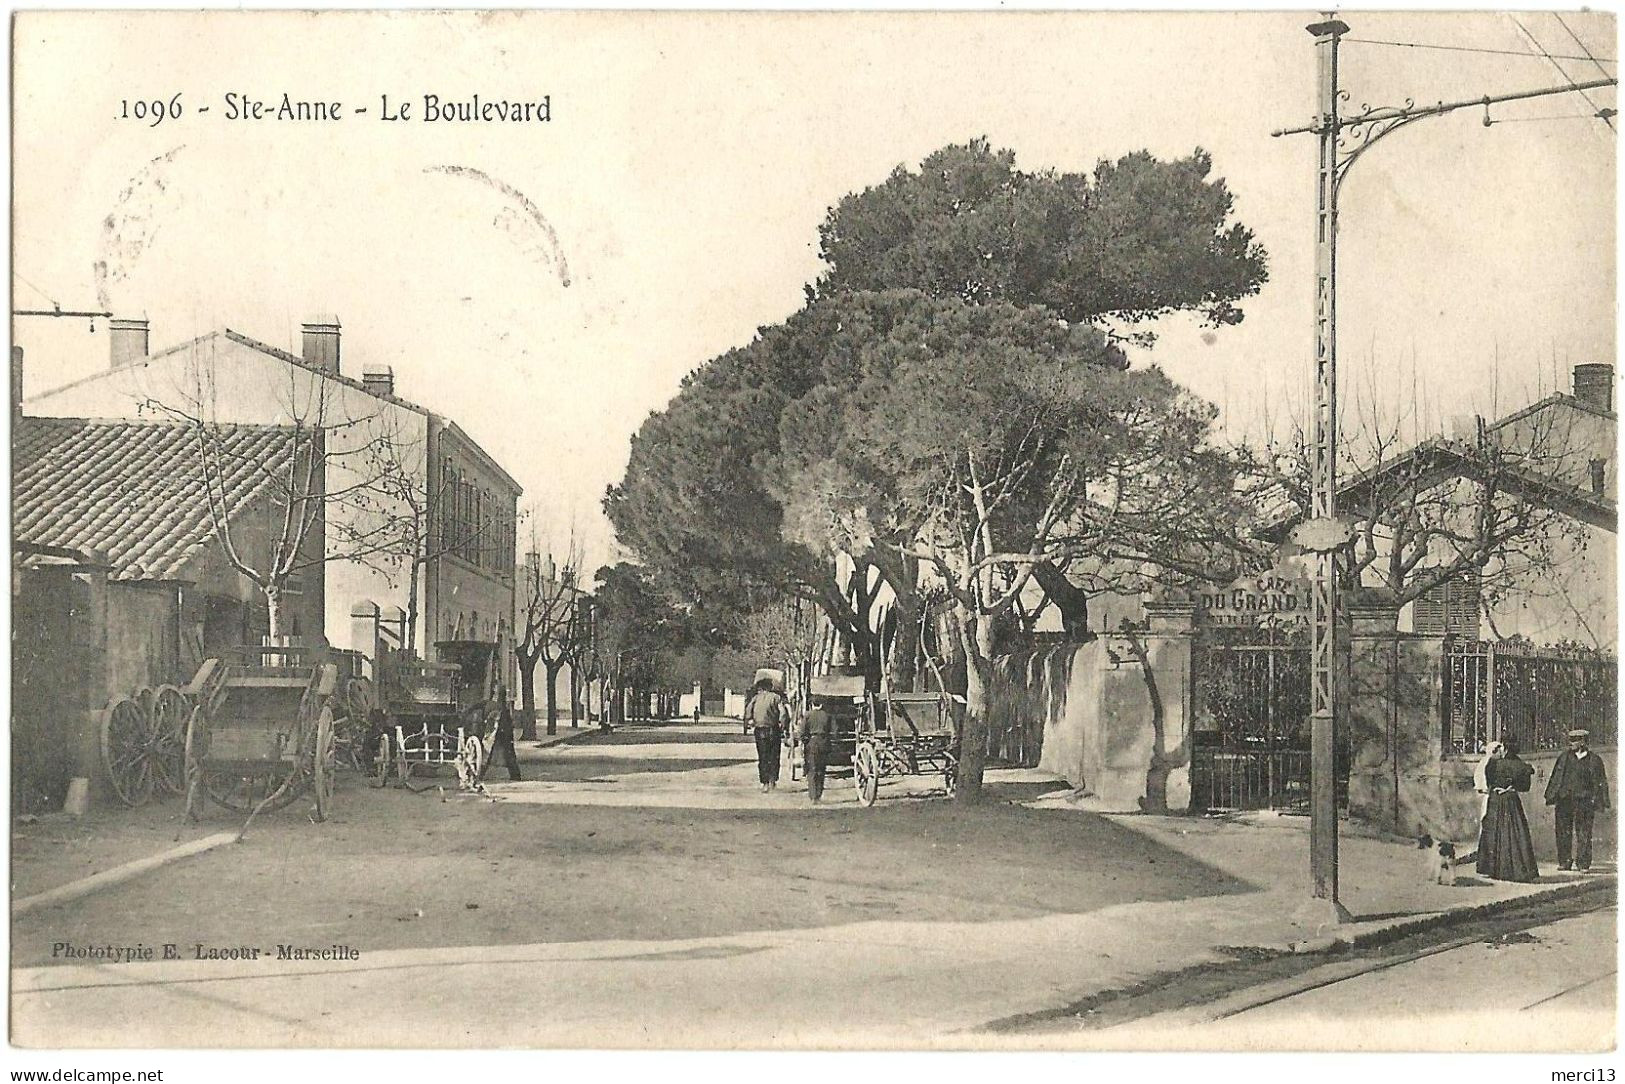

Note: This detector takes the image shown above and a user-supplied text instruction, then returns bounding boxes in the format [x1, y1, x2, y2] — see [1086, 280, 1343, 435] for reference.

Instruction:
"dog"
[1417, 834, 1458, 886]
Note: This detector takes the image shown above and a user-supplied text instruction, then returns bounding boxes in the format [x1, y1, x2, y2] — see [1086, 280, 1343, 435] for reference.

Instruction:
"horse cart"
[851, 690, 960, 806]
[180, 644, 341, 821]
[374, 639, 504, 790]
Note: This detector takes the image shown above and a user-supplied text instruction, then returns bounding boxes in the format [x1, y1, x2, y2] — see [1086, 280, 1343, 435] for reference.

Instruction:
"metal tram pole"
[1278, 14, 1615, 925]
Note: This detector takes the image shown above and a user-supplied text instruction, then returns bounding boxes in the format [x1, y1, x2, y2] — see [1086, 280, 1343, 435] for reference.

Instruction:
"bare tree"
[1260, 371, 1597, 613]
[515, 526, 586, 738]
[351, 416, 509, 653]
[146, 366, 402, 640]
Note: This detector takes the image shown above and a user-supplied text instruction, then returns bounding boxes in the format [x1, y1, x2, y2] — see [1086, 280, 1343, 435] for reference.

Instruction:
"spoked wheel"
[313, 707, 336, 822]
[336, 679, 376, 771]
[149, 685, 191, 796]
[183, 705, 205, 821]
[853, 742, 880, 807]
[101, 696, 156, 807]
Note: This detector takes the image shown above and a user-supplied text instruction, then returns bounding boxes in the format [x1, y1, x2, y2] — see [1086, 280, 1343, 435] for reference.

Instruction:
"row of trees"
[606, 136, 1600, 800]
[606, 139, 1273, 799]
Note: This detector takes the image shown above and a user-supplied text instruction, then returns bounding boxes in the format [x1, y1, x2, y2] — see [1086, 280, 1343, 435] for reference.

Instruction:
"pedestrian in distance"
[745, 678, 787, 792]
[800, 695, 834, 803]
[1477, 737, 1538, 882]
[1545, 728, 1610, 872]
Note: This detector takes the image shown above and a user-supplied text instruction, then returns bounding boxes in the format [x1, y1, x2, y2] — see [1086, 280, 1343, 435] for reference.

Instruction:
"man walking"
[746, 678, 787, 792]
[799, 696, 834, 803]
[1545, 728, 1610, 871]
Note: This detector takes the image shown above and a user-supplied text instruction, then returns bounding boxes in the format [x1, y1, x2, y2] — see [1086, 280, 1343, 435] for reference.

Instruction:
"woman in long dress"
[1477, 739, 1539, 882]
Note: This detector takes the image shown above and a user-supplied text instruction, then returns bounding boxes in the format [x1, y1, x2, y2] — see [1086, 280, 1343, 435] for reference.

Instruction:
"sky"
[11, 10, 1617, 570]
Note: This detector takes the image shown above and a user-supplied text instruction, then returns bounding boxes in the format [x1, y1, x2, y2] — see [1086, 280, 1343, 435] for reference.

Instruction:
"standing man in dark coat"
[1545, 728, 1610, 871]
[746, 679, 787, 792]
[799, 696, 834, 803]
[476, 694, 523, 783]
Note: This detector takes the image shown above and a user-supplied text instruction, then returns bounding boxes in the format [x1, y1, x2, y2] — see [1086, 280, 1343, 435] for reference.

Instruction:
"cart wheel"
[854, 743, 879, 807]
[149, 685, 190, 796]
[313, 707, 336, 821]
[183, 704, 205, 822]
[101, 696, 156, 807]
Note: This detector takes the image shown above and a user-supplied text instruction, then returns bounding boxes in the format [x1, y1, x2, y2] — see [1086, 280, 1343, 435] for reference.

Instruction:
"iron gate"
[1192, 635, 1325, 813]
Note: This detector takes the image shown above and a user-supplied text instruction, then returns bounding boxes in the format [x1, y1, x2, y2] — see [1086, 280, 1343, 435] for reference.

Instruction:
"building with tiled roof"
[10, 414, 326, 810]
[15, 417, 296, 582]
[21, 318, 521, 670]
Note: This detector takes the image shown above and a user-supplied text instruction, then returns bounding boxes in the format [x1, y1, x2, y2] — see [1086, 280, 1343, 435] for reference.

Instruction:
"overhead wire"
[1344, 37, 1615, 64]
[1553, 13, 1615, 80]
[12, 272, 59, 310]
[1509, 16, 1615, 131]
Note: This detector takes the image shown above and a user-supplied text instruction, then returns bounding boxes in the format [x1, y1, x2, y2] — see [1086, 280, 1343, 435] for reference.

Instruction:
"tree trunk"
[544, 660, 562, 735]
[1032, 562, 1092, 640]
[405, 557, 422, 654]
[265, 584, 285, 640]
[952, 604, 995, 803]
[569, 663, 581, 728]
[517, 655, 539, 741]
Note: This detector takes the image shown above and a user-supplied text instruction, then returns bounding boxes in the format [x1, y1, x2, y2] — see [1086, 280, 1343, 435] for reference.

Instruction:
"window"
[1414, 571, 1481, 638]
[1590, 458, 1607, 496]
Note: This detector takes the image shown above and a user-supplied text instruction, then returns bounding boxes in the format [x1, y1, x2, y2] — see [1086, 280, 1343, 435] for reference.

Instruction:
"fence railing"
[1443, 639, 1617, 756]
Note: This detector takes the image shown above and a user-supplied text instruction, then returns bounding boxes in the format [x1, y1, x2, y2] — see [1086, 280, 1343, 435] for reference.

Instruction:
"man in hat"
[799, 696, 835, 803]
[1544, 729, 1610, 871]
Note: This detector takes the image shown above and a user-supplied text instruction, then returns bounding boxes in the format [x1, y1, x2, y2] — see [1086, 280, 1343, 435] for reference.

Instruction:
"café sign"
[1198, 568, 1312, 627]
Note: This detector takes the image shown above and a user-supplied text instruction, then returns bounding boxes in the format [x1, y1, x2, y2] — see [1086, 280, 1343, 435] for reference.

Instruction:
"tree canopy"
[814, 139, 1269, 334]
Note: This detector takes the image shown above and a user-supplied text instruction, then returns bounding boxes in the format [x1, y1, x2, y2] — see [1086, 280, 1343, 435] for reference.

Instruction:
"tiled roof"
[12, 417, 293, 581]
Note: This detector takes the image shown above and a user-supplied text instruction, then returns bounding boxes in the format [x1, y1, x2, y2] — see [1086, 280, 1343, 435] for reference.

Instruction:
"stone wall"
[991, 601, 1197, 813]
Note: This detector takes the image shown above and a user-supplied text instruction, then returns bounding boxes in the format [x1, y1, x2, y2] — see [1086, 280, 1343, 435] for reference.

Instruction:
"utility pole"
[1277, 14, 1616, 925]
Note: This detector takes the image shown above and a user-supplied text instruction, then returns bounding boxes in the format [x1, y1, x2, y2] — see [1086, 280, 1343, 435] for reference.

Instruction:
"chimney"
[361, 364, 395, 399]
[301, 318, 341, 374]
[109, 317, 149, 369]
[1573, 364, 1614, 413]
[11, 346, 23, 419]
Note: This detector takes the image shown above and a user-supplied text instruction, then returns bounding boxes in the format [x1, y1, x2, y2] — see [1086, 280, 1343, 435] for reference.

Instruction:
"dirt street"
[12, 722, 1246, 968]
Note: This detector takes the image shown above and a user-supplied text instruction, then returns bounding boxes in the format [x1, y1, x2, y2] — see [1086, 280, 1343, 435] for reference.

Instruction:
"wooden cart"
[851, 691, 959, 806]
[374, 640, 503, 790]
[180, 645, 340, 821]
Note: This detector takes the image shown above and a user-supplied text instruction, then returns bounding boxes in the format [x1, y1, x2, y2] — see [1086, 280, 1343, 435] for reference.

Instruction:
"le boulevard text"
[50, 941, 361, 963]
[115, 92, 551, 127]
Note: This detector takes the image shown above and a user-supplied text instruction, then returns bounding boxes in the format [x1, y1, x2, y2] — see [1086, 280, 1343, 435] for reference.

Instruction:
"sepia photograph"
[7, 6, 1618, 1064]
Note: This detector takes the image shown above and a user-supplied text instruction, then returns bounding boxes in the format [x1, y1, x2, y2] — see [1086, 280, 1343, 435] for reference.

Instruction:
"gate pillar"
[1346, 590, 1403, 830]
[1114, 596, 1198, 813]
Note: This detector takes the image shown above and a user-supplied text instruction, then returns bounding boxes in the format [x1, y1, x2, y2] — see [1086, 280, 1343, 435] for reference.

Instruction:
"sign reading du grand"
[1198, 568, 1313, 627]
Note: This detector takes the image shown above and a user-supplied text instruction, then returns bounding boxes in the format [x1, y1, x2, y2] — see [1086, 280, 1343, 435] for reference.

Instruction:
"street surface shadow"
[530, 756, 747, 782]
[569, 726, 754, 747]
[11, 790, 1256, 965]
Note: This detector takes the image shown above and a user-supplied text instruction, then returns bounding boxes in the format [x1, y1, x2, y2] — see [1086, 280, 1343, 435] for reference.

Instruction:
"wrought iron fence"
[1443, 639, 1617, 756]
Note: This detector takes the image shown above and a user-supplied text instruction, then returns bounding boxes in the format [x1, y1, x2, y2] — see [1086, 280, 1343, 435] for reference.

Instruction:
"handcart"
[180, 644, 340, 821]
[851, 690, 960, 806]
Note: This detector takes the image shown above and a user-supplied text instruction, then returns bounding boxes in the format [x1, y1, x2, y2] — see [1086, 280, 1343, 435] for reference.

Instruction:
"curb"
[13, 831, 240, 917]
[528, 727, 601, 750]
[1276, 874, 1616, 955]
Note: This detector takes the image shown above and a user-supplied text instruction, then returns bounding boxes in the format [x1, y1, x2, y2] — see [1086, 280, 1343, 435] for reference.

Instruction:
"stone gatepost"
[1095, 596, 1198, 813]
[1346, 590, 1402, 831]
